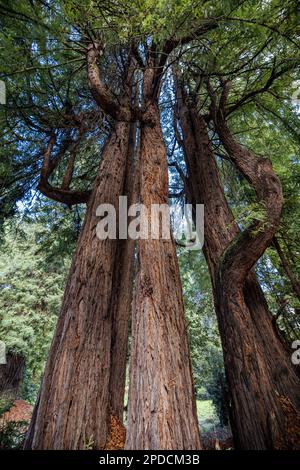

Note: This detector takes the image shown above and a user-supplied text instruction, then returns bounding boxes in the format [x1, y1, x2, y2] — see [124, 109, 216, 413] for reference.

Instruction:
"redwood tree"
[123, 15, 220, 448]
[126, 63, 201, 450]
[176, 77, 300, 449]
[25, 48, 136, 449]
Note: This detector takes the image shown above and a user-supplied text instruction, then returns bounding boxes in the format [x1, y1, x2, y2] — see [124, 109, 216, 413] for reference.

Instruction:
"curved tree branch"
[272, 236, 300, 302]
[87, 42, 132, 121]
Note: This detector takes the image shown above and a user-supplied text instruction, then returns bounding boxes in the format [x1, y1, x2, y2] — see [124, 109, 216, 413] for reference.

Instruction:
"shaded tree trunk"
[273, 237, 300, 302]
[176, 83, 300, 449]
[126, 67, 201, 450]
[106, 119, 137, 444]
[0, 353, 25, 401]
[24, 120, 133, 449]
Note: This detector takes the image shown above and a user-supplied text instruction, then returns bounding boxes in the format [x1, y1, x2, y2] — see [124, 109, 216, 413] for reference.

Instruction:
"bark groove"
[176, 82, 300, 449]
[126, 67, 201, 449]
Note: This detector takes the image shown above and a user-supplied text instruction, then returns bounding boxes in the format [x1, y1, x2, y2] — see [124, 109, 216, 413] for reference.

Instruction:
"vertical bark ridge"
[126, 65, 201, 449]
[106, 119, 138, 449]
[25, 120, 131, 449]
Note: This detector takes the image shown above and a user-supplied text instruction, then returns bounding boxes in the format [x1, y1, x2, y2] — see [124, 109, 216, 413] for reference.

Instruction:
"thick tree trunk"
[0, 353, 25, 401]
[176, 85, 300, 449]
[25, 121, 132, 449]
[126, 68, 201, 450]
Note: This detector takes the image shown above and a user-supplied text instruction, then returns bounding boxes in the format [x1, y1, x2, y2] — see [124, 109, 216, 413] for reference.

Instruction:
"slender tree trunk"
[25, 120, 132, 449]
[0, 353, 25, 401]
[273, 237, 300, 302]
[126, 68, 201, 450]
[176, 84, 300, 449]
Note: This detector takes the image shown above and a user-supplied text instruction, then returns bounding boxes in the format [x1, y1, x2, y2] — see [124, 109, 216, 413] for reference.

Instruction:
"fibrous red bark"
[125, 66, 201, 450]
[176, 81, 300, 449]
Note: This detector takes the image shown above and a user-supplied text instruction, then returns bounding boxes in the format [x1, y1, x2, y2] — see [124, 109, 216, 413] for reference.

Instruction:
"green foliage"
[0, 220, 71, 395]
[197, 399, 219, 432]
[63, 0, 223, 46]
[179, 249, 229, 426]
[0, 396, 13, 416]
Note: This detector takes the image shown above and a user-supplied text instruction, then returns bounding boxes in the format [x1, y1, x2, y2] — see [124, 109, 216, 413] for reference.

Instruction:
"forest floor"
[197, 400, 233, 450]
[1, 400, 33, 422]
[0, 400, 33, 449]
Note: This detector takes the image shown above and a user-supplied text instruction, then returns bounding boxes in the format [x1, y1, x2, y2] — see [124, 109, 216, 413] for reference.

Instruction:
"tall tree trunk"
[25, 120, 132, 449]
[176, 84, 300, 449]
[105, 120, 137, 450]
[0, 353, 25, 401]
[126, 67, 201, 450]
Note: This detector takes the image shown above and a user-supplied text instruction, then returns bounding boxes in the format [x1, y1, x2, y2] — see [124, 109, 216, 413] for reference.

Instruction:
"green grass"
[197, 400, 219, 432]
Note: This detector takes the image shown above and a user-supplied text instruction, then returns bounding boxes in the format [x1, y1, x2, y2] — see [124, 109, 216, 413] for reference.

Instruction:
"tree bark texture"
[177, 84, 300, 449]
[125, 67, 201, 450]
[105, 120, 137, 450]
